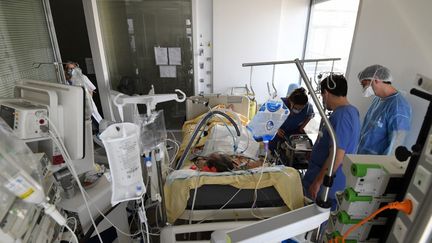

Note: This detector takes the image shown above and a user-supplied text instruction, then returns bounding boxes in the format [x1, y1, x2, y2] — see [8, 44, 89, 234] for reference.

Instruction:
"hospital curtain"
[0, 0, 58, 98]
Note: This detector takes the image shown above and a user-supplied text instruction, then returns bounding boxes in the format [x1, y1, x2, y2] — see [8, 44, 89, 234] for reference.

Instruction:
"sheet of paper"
[160, 65, 176, 78]
[168, 47, 181, 65]
[154, 47, 168, 65]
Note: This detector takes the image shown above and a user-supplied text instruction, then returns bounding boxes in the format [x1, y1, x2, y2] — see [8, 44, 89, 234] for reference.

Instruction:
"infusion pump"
[0, 100, 48, 139]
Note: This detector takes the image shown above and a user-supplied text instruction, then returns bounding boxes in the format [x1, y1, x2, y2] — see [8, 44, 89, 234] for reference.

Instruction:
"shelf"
[23, 136, 51, 143]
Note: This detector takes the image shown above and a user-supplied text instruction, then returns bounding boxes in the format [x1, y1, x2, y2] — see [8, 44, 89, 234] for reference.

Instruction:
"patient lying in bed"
[187, 118, 265, 172]
[165, 108, 305, 223]
[190, 153, 264, 172]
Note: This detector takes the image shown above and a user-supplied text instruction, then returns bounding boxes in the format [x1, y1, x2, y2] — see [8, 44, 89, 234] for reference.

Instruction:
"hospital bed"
[164, 94, 305, 224]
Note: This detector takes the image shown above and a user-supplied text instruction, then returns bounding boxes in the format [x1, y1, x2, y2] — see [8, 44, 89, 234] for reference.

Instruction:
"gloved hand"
[277, 129, 286, 138]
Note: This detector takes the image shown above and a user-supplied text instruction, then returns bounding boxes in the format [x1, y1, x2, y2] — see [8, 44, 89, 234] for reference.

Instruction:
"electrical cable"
[64, 224, 79, 243]
[82, 203, 119, 241]
[49, 133, 103, 242]
[129, 213, 136, 233]
[65, 217, 78, 234]
[238, 124, 251, 154]
[140, 198, 151, 243]
[80, 189, 159, 237]
[155, 201, 160, 230]
[44, 116, 103, 243]
[329, 199, 412, 243]
[140, 222, 146, 243]
[45, 116, 161, 241]
[168, 131, 175, 140]
[48, 121, 148, 239]
[250, 151, 268, 220]
[63, 217, 78, 243]
[196, 188, 243, 224]
[188, 171, 201, 225]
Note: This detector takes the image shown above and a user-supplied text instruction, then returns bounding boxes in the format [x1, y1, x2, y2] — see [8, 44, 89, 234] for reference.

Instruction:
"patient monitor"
[1, 79, 94, 175]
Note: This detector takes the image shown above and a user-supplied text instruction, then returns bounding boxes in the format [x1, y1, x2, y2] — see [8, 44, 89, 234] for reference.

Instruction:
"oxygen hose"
[175, 110, 241, 170]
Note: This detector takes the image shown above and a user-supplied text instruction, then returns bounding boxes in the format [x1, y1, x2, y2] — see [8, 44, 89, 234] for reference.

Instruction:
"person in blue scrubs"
[302, 75, 361, 209]
[357, 64, 412, 155]
[269, 87, 315, 151]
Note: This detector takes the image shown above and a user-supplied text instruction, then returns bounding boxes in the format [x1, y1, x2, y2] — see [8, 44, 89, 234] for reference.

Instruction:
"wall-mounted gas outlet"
[416, 73, 432, 93]
[405, 193, 418, 221]
[413, 165, 431, 194]
[425, 134, 432, 165]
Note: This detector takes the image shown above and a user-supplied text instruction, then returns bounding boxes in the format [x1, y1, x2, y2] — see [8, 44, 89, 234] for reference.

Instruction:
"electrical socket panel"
[405, 193, 418, 221]
[392, 218, 408, 243]
[416, 73, 432, 93]
[413, 165, 431, 194]
[424, 134, 432, 165]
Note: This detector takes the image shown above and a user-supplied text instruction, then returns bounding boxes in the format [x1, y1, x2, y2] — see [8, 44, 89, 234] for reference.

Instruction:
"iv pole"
[223, 57, 341, 243]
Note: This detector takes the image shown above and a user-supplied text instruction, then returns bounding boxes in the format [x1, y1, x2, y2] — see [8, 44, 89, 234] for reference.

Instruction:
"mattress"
[164, 166, 304, 223]
[166, 107, 304, 223]
[185, 184, 285, 210]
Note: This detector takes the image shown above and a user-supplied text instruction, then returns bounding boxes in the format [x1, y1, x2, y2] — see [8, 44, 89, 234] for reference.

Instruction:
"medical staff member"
[357, 64, 412, 155]
[303, 75, 360, 209]
[269, 87, 315, 151]
[64, 62, 103, 123]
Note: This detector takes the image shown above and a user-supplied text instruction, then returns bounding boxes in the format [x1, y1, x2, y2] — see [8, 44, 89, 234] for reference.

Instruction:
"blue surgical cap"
[358, 64, 392, 82]
[286, 83, 300, 96]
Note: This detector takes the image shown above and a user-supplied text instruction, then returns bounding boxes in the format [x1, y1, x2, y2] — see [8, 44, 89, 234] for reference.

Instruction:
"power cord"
[44, 115, 103, 243]
[250, 150, 268, 219]
[329, 199, 412, 243]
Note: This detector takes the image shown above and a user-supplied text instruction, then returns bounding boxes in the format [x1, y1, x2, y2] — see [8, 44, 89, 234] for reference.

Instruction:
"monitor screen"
[16, 79, 85, 160]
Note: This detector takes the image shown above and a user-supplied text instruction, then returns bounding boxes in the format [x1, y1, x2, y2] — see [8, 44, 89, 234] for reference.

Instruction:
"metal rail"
[242, 57, 339, 205]
[242, 57, 341, 67]
[294, 58, 337, 204]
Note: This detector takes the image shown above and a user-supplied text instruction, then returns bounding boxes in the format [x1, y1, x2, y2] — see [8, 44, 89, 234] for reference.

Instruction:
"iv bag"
[99, 123, 145, 205]
[134, 110, 167, 155]
[247, 99, 289, 143]
[0, 118, 45, 205]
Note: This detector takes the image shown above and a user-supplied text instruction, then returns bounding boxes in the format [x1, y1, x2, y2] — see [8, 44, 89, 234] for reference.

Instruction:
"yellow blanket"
[164, 166, 304, 223]
[166, 107, 304, 223]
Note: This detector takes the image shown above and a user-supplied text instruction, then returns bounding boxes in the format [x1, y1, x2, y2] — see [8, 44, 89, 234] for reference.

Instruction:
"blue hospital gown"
[303, 105, 360, 209]
[357, 92, 411, 155]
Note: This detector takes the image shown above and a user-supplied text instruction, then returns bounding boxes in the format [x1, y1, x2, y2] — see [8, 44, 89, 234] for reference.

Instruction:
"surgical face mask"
[362, 85, 375, 97]
[292, 108, 301, 114]
[66, 69, 74, 77]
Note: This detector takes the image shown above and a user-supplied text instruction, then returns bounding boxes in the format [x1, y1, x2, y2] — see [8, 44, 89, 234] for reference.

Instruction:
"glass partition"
[97, 0, 193, 129]
[302, 0, 360, 142]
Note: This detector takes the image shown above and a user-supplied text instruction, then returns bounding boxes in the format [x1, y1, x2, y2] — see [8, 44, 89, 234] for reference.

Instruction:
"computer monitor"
[15, 79, 86, 160]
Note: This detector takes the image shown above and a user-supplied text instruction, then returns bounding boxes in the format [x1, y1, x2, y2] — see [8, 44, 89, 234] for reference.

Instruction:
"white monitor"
[15, 79, 85, 160]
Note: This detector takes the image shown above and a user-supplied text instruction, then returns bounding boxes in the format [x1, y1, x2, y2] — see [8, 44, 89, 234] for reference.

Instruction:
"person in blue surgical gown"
[357, 64, 412, 155]
[302, 74, 360, 210]
[268, 87, 315, 151]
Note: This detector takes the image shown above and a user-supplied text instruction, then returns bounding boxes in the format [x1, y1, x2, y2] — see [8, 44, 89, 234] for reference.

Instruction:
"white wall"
[213, 0, 310, 103]
[192, 0, 213, 95]
[346, 0, 432, 147]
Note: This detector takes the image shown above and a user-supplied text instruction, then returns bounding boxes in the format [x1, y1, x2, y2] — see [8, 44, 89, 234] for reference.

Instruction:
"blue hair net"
[286, 83, 300, 96]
